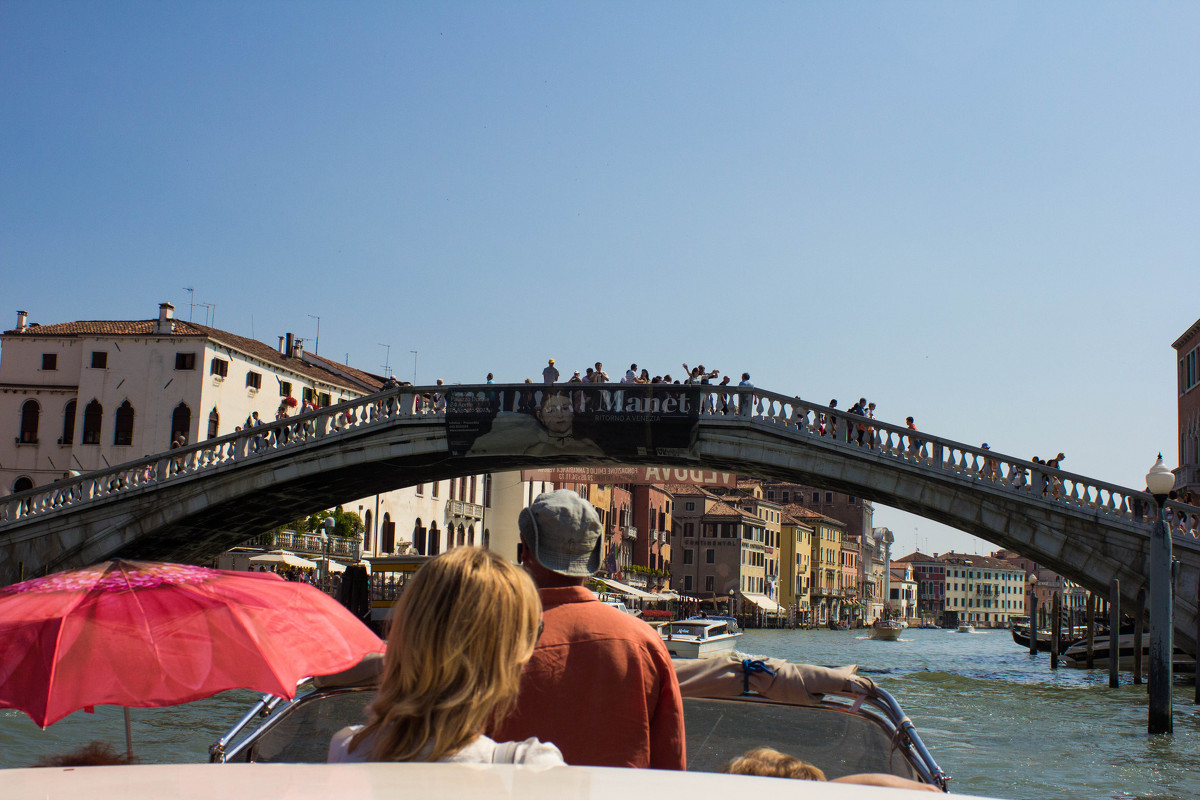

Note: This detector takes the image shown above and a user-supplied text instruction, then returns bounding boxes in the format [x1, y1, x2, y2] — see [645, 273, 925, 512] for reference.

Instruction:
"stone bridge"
[2, 383, 1199, 653]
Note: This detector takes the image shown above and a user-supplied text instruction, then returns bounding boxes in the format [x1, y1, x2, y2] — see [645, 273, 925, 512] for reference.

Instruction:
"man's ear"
[516, 541, 525, 564]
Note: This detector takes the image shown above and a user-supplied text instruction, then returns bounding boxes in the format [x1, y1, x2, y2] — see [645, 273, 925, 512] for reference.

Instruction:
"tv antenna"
[183, 287, 195, 320]
[379, 343, 391, 376]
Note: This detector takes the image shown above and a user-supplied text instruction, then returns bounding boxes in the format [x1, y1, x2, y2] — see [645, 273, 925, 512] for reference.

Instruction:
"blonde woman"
[327, 547, 564, 765]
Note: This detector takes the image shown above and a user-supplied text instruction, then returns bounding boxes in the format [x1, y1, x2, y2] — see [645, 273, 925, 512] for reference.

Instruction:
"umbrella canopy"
[0, 560, 384, 728]
[248, 550, 317, 569]
[314, 557, 346, 573]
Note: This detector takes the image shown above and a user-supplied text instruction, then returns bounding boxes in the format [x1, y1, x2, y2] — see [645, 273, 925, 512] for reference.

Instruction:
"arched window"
[467, 525, 475, 546]
[428, 523, 441, 556]
[61, 400, 76, 445]
[13, 476, 34, 493]
[82, 400, 103, 445]
[482, 528, 491, 550]
[363, 510, 373, 551]
[113, 401, 135, 446]
[456, 525, 466, 548]
[382, 513, 395, 554]
[112, 402, 135, 448]
[413, 519, 426, 555]
[171, 403, 191, 447]
[207, 408, 219, 439]
[19, 400, 39, 444]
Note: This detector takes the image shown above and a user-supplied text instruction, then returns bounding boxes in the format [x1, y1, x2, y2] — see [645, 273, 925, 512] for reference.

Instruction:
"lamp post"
[1146, 454, 1176, 735]
[1027, 574, 1039, 655]
[322, 515, 336, 587]
[728, 588, 736, 621]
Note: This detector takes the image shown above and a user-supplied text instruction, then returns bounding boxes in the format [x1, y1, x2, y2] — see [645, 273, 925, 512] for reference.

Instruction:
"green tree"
[305, 506, 364, 541]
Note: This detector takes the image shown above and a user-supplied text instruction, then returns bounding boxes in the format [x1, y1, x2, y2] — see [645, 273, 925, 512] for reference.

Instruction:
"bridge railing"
[0, 385, 434, 525]
[730, 389, 1199, 541]
[2, 383, 1197, 542]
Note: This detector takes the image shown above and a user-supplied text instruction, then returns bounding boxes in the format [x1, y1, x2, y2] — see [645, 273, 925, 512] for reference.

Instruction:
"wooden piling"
[1109, 579, 1120, 688]
[1134, 587, 1145, 685]
[1086, 594, 1096, 669]
[1051, 591, 1061, 670]
[1029, 595, 1039, 656]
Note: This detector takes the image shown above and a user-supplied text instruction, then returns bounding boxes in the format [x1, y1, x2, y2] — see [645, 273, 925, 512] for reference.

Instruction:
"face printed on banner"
[537, 393, 575, 437]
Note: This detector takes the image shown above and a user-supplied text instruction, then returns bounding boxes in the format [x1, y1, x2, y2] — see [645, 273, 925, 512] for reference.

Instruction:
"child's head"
[720, 747, 827, 780]
[358, 547, 541, 761]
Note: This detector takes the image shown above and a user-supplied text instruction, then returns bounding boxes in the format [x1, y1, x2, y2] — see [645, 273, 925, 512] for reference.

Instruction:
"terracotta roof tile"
[3, 317, 382, 395]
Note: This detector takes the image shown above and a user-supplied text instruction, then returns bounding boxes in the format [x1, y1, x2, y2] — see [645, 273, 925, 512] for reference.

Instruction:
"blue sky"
[3, 3, 1197, 556]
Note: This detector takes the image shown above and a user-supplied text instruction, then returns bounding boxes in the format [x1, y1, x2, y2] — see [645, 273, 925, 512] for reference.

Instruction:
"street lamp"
[321, 515, 336, 586]
[1146, 453, 1176, 735]
[728, 588, 736, 620]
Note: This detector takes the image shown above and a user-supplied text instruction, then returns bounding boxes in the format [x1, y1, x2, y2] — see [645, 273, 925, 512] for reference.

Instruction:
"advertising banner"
[446, 384, 701, 460]
[519, 466, 737, 487]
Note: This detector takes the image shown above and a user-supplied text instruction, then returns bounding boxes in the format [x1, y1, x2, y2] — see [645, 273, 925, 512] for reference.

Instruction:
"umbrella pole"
[124, 707, 134, 760]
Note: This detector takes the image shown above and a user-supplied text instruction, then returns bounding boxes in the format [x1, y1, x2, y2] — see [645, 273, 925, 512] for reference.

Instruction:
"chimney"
[278, 335, 286, 354]
[156, 303, 175, 334]
[285, 332, 295, 359]
[294, 337, 305, 358]
[16, 310, 28, 332]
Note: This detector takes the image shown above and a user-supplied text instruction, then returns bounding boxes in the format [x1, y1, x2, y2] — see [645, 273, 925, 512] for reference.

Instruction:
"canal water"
[2, 626, 1198, 798]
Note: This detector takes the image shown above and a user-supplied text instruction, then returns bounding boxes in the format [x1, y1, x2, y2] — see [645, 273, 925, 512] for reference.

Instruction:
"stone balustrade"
[2, 384, 1197, 544]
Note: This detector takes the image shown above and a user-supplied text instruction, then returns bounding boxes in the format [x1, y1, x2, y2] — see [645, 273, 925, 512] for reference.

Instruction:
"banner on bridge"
[445, 384, 701, 460]
[520, 466, 737, 487]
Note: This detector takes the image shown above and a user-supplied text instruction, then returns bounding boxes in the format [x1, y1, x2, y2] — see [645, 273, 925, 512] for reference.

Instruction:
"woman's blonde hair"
[350, 547, 541, 761]
[720, 747, 827, 780]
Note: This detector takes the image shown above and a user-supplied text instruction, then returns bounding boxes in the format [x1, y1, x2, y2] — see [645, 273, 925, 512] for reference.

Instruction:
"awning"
[597, 578, 656, 599]
[741, 593, 784, 613]
[314, 558, 346, 574]
[249, 550, 317, 569]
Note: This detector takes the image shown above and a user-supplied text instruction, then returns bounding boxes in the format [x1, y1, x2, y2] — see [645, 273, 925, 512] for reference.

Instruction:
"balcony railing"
[244, 531, 358, 559]
[445, 499, 483, 521]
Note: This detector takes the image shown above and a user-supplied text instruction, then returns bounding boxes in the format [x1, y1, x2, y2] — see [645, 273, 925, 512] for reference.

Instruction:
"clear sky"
[3, 3, 1197, 557]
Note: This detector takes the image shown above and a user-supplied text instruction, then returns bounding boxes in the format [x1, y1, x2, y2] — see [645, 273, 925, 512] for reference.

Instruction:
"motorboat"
[197, 653, 949, 793]
[660, 617, 742, 659]
[955, 624, 974, 634]
[1061, 633, 1193, 671]
[869, 620, 905, 641]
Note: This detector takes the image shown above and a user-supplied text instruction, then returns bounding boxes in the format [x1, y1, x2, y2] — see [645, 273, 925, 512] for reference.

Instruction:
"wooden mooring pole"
[1086, 593, 1096, 669]
[1051, 591, 1061, 670]
[1134, 587, 1145, 685]
[1109, 579, 1120, 688]
[1029, 594, 1039, 656]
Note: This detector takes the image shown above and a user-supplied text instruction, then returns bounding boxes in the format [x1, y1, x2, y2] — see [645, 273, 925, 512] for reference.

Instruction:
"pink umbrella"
[0, 560, 383, 754]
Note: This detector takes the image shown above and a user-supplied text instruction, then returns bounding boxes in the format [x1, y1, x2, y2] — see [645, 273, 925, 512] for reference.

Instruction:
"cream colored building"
[939, 552, 1027, 627]
[1, 304, 531, 565]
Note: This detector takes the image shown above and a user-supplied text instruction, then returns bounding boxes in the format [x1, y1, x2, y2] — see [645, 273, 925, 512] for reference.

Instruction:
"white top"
[327, 726, 564, 766]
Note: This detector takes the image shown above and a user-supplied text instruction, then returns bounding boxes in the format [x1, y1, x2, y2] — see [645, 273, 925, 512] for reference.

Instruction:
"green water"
[2, 627, 1197, 798]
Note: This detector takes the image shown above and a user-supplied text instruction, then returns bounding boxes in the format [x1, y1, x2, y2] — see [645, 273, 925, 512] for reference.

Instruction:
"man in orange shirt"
[491, 490, 686, 769]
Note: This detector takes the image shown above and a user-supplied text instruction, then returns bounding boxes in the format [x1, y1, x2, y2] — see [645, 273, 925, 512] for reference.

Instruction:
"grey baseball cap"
[518, 490, 604, 577]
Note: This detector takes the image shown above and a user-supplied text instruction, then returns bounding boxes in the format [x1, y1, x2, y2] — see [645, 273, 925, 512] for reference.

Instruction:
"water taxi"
[955, 624, 974, 634]
[869, 620, 905, 641]
[197, 653, 948, 792]
[660, 617, 742, 659]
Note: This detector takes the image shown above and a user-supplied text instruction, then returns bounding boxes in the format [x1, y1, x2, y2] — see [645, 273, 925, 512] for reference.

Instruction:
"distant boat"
[956, 623, 974, 633]
[870, 619, 905, 641]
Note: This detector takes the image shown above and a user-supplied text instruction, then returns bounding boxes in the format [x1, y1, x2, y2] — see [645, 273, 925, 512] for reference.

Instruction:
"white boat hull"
[662, 632, 741, 659]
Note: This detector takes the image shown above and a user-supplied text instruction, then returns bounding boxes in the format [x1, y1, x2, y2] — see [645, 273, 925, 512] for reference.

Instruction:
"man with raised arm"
[491, 490, 686, 769]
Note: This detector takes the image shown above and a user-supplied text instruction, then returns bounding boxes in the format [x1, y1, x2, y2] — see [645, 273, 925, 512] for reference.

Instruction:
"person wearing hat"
[542, 358, 559, 385]
[490, 490, 685, 770]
